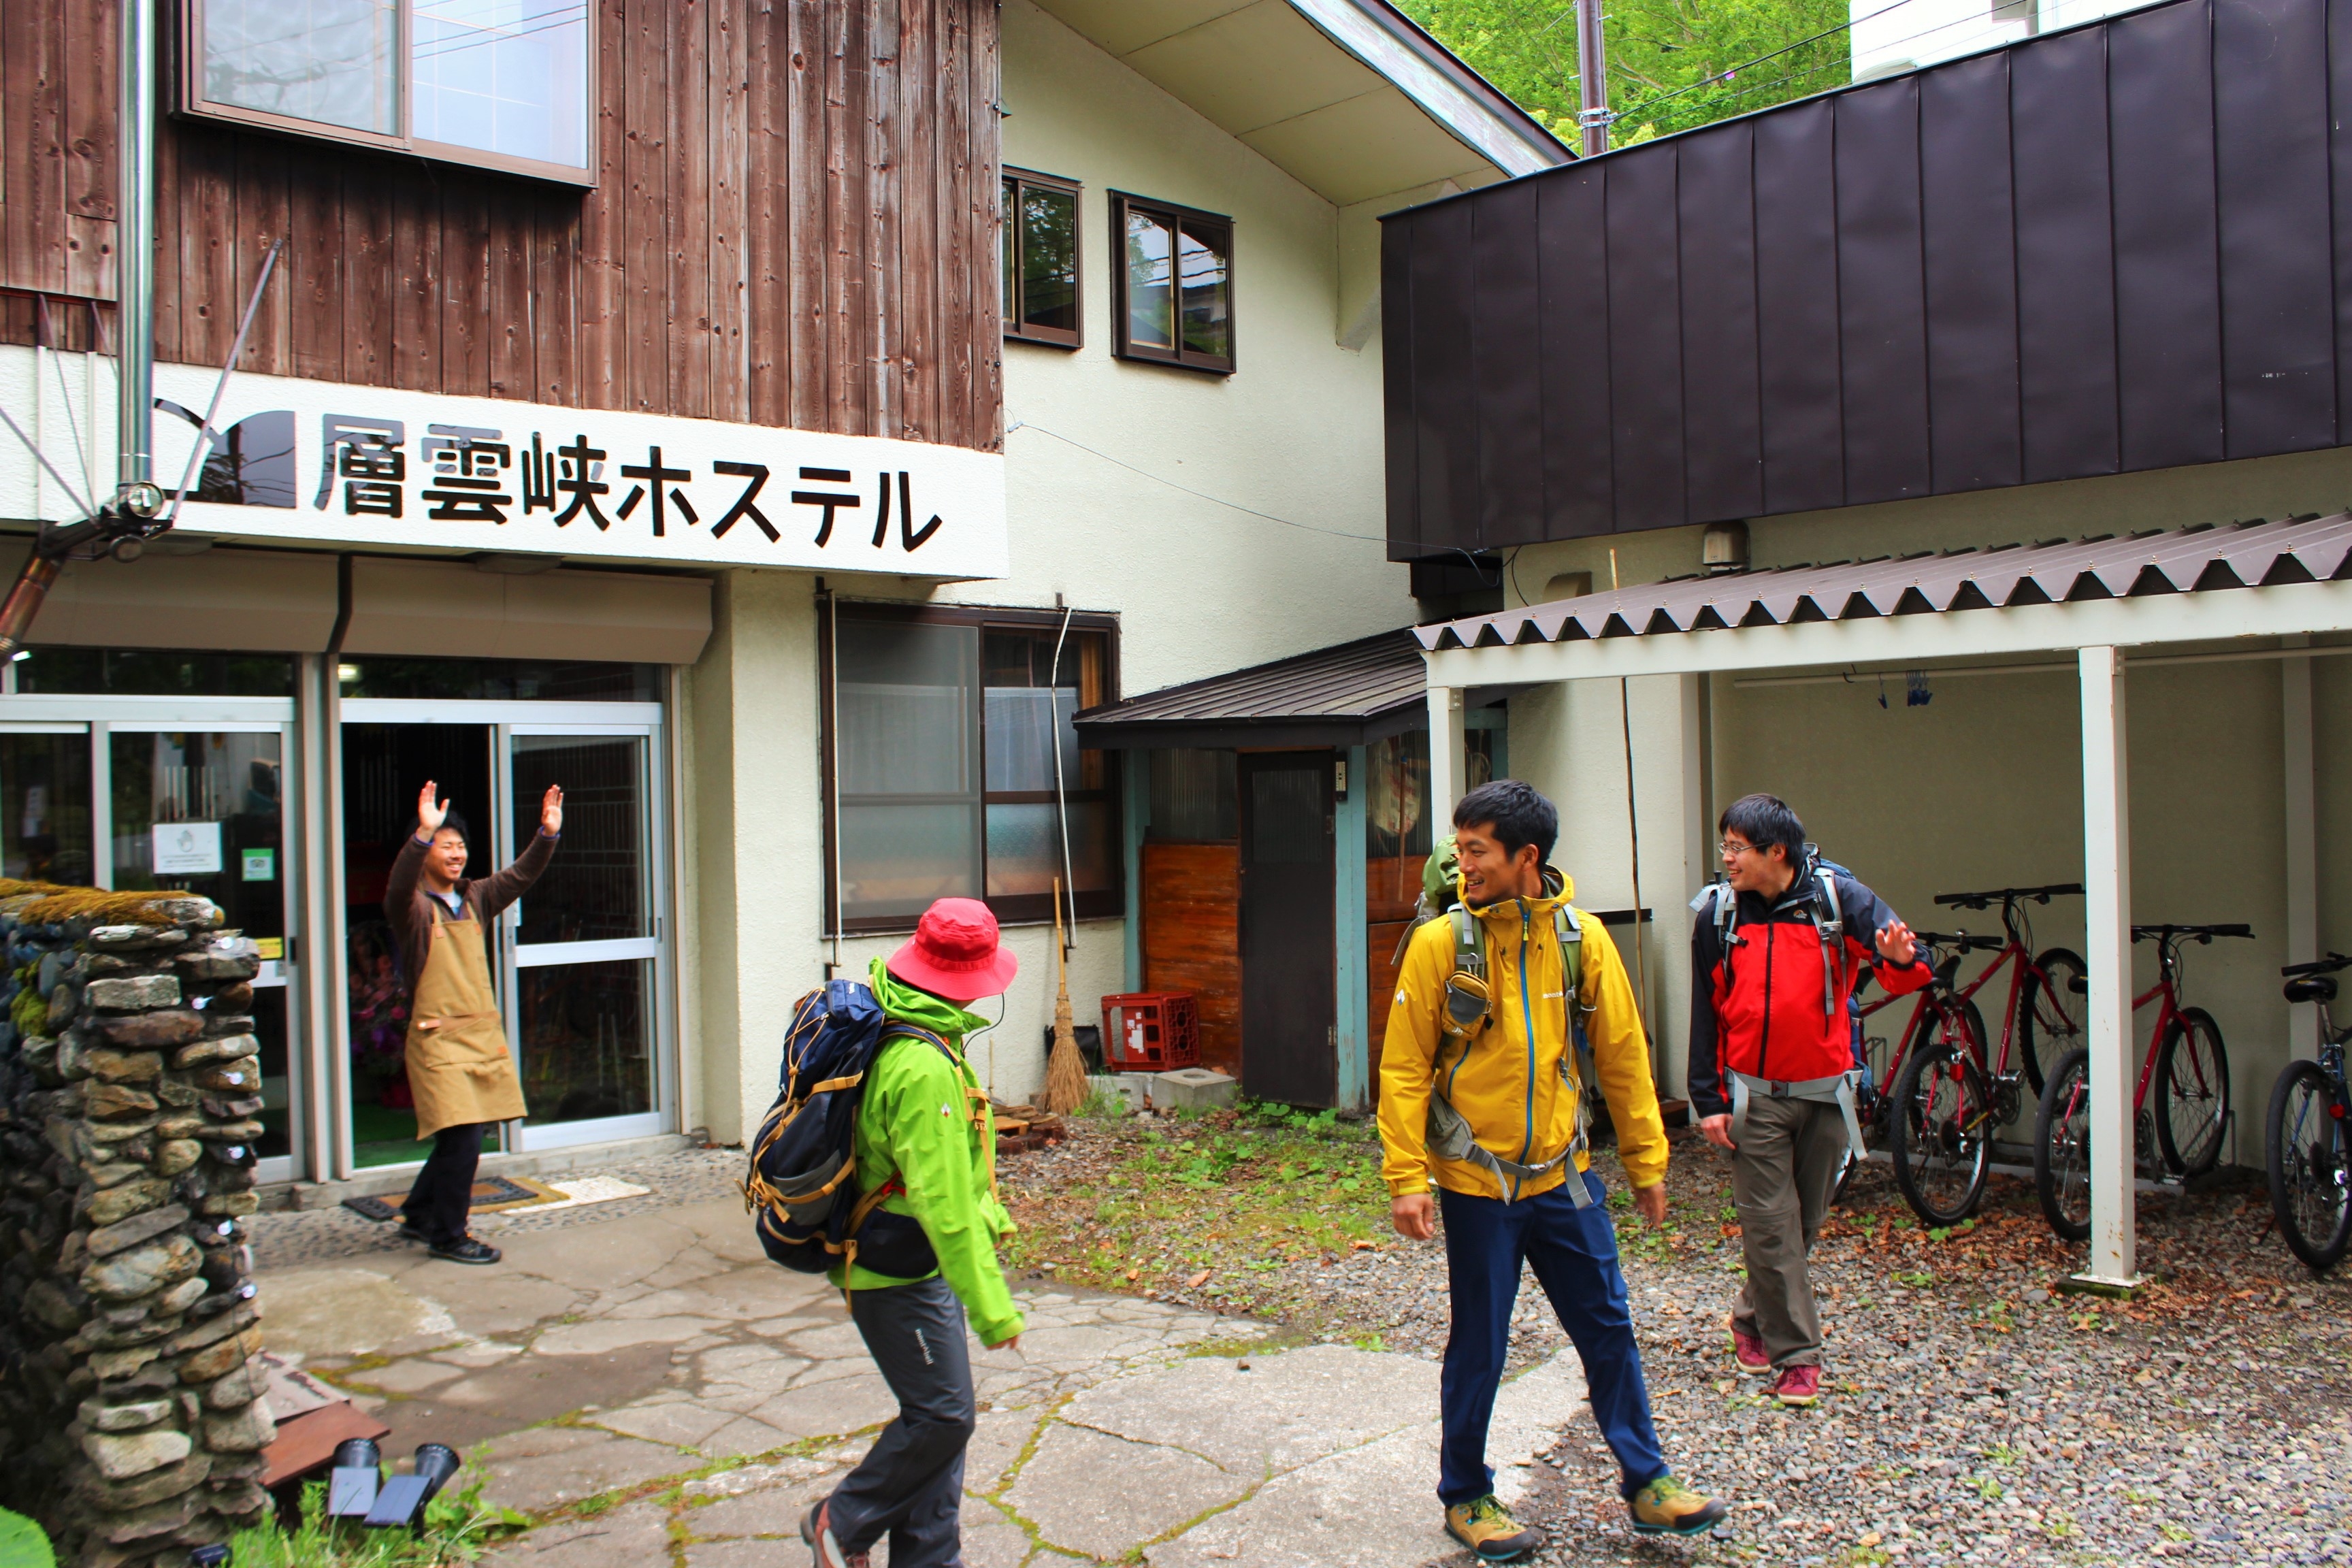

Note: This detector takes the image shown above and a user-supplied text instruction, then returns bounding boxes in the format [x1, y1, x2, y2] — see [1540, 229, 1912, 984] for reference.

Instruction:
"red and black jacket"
[1686, 867, 1931, 1120]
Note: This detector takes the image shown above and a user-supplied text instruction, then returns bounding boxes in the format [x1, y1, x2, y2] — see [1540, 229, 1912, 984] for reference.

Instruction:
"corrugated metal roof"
[1075, 630, 1426, 748]
[1415, 515, 2352, 652]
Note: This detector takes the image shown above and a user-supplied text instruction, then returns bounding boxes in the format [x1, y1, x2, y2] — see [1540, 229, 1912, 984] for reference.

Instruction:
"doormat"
[340, 1174, 650, 1222]
[470, 1175, 564, 1212]
[342, 1195, 401, 1223]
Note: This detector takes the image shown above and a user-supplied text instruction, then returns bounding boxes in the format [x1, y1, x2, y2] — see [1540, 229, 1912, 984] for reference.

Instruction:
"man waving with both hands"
[384, 779, 563, 1265]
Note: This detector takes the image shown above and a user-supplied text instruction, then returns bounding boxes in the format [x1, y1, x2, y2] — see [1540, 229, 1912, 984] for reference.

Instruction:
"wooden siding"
[1366, 851, 1426, 1083]
[0, 0, 1002, 450]
[1139, 841, 1241, 1078]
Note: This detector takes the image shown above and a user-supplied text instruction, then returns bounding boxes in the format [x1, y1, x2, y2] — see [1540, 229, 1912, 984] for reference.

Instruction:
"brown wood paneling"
[1365, 851, 1427, 1082]
[3, 0, 1002, 452]
[1141, 841, 1242, 1078]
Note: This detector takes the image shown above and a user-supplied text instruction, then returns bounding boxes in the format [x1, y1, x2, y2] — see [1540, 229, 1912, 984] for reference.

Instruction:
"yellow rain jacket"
[1378, 869, 1669, 1203]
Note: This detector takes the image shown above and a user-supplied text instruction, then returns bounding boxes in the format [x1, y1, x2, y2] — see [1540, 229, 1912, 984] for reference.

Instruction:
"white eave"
[1031, 0, 1571, 207]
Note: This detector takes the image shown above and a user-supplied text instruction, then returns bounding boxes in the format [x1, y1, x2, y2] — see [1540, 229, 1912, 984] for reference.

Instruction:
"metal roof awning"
[1416, 516, 2352, 685]
[1075, 629, 1430, 750]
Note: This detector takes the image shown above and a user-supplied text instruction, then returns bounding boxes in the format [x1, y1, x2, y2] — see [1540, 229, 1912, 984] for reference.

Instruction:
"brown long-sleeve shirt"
[383, 829, 559, 970]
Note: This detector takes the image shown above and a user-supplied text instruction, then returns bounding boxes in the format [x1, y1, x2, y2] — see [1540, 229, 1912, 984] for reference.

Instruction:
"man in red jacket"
[1687, 794, 1928, 1407]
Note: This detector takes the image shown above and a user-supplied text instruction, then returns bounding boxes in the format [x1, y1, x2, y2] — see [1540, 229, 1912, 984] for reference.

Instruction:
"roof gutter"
[1286, 0, 1573, 178]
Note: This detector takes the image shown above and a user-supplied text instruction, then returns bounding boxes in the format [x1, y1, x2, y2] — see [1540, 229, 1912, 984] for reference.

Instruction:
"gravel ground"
[1000, 1115, 2352, 1567]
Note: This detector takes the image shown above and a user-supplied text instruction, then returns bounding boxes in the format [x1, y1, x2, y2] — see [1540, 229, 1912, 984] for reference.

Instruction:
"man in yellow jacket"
[1380, 780, 1729, 1561]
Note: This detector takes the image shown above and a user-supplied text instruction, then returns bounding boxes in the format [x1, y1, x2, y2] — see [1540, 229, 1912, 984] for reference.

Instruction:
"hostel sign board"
[3, 353, 1009, 579]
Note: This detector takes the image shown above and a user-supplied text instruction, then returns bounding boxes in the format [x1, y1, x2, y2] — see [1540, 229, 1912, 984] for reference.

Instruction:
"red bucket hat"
[887, 897, 1019, 1003]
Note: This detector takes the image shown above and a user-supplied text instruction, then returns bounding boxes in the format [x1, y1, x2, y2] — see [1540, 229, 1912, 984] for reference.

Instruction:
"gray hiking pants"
[828, 1275, 977, 1567]
[1727, 1093, 1848, 1369]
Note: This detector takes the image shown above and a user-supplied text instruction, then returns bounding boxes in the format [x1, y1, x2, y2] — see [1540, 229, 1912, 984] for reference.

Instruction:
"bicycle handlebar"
[1911, 930, 2002, 955]
[2282, 952, 2352, 977]
[2131, 923, 2255, 943]
[1933, 882, 2086, 909]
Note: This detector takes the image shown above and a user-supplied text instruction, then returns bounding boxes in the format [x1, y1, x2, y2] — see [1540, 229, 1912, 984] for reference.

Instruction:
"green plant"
[1893, 1269, 1933, 1288]
[230, 1453, 527, 1567]
[0, 1507, 54, 1568]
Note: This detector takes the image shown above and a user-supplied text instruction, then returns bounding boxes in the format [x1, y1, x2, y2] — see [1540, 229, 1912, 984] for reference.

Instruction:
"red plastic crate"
[1099, 992, 1200, 1071]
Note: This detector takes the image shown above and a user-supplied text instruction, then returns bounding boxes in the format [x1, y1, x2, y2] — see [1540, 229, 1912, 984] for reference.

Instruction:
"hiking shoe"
[427, 1236, 501, 1265]
[800, 1501, 869, 1568]
[1771, 1364, 1822, 1408]
[1629, 1475, 1729, 1537]
[396, 1221, 429, 1245]
[1729, 1322, 1770, 1375]
[1443, 1495, 1541, 1561]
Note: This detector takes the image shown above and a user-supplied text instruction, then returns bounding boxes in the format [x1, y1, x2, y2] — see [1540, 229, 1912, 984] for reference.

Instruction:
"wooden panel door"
[1139, 840, 1241, 1077]
[1237, 752, 1335, 1107]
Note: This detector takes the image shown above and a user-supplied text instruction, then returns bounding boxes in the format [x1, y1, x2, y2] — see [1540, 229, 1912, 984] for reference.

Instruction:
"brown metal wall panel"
[1834, 79, 1931, 506]
[1677, 122, 1763, 524]
[2011, 27, 2120, 484]
[1605, 150, 1685, 532]
[1918, 51, 2022, 493]
[2332, 0, 2352, 439]
[1382, 217, 1424, 555]
[1753, 101, 1845, 514]
[1411, 199, 1480, 552]
[2109, 0, 2224, 471]
[2215, 0, 2338, 457]
[1471, 181, 1546, 546]
[1536, 167, 1614, 540]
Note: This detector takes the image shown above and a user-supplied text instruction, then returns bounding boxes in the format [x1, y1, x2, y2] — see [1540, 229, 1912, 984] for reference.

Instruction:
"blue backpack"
[742, 979, 949, 1278]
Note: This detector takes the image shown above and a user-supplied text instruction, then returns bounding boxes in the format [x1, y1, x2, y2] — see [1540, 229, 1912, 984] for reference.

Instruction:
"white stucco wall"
[679, 1, 1427, 1140]
[1489, 445, 2352, 1158]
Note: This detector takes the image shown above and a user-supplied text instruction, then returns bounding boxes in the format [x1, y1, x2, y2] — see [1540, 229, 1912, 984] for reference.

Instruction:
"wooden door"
[1237, 753, 1335, 1106]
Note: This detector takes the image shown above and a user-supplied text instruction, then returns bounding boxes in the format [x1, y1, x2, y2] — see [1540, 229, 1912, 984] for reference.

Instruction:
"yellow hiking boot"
[1629, 1474, 1729, 1537]
[1443, 1494, 1541, 1561]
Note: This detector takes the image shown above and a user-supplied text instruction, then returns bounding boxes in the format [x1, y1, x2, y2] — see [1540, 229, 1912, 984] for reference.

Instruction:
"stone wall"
[0, 890, 273, 1565]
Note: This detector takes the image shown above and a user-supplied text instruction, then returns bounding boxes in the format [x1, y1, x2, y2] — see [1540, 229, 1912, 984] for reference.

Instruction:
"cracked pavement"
[255, 1190, 1587, 1565]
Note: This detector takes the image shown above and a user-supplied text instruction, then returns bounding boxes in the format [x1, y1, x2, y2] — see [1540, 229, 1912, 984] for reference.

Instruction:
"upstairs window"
[182, 1, 595, 185]
[1002, 169, 1081, 348]
[1111, 193, 1233, 373]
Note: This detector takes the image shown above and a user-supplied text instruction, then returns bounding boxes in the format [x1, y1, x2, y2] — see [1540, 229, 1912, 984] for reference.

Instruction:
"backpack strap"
[1808, 864, 1846, 1021]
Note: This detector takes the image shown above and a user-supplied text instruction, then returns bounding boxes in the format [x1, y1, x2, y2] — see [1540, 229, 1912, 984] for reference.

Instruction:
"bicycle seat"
[2285, 975, 2338, 1005]
[1933, 952, 1964, 989]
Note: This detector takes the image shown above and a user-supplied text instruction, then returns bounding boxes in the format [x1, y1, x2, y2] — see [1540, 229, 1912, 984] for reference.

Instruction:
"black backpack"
[742, 979, 949, 1278]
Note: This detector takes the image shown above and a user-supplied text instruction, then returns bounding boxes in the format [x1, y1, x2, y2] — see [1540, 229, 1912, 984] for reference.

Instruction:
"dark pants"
[828, 1275, 977, 1567]
[1437, 1173, 1667, 1505]
[402, 1122, 487, 1245]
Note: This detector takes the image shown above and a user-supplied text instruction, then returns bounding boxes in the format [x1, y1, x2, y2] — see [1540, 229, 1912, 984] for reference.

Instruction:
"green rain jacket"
[826, 958, 1026, 1346]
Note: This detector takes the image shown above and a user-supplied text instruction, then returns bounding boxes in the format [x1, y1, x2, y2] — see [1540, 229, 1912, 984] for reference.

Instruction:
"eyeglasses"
[1718, 840, 1765, 859]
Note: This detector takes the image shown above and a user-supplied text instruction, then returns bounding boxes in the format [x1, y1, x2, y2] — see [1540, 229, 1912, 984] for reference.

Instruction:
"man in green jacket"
[806, 897, 1025, 1568]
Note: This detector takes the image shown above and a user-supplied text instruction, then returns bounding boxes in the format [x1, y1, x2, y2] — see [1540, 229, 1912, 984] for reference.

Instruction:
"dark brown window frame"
[821, 600, 1124, 936]
[175, 0, 600, 189]
[1109, 191, 1235, 374]
[1003, 167, 1083, 349]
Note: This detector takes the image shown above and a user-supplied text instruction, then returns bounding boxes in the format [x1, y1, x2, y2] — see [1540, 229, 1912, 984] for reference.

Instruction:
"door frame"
[0, 700, 307, 1186]
[1235, 749, 1339, 1107]
[332, 698, 674, 1175]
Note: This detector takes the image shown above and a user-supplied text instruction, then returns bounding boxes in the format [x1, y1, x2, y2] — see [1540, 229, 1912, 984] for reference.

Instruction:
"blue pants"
[1437, 1173, 1667, 1504]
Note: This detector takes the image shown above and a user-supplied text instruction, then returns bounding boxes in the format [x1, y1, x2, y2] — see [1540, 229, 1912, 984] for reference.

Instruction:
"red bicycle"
[1848, 885, 2087, 1225]
[2033, 923, 2250, 1242]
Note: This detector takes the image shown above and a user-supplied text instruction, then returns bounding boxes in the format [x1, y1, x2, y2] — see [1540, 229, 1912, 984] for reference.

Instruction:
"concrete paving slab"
[682, 1472, 834, 1537]
[739, 1372, 900, 1442]
[257, 1266, 455, 1358]
[961, 1495, 1036, 1568]
[964, 1403, 1047, 1492]
[1062, 1343, 1434, 1474]
[347, 1358, 466, 1394]
[1004, 1422, 1247, 1558]
[593, 1396, 738, 1450]
[481, 1424, 700, 1513]
[480, 1501, 674, 1568]
[532, 1314, 725, 1355]
[682, 1541, 783, 1568]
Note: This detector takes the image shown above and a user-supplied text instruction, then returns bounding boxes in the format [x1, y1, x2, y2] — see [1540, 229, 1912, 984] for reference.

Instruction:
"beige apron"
[406, 912, 527, 1140]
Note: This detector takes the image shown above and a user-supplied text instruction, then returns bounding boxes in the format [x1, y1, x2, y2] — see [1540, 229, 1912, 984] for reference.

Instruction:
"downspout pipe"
[118, 0, 157, 500]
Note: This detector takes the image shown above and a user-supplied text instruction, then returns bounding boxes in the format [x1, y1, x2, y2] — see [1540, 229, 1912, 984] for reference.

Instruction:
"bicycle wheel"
[1889, 1032, 1993, 1225]
[2034, 1045, 2093, 1243]
[2019, 947, 2087, 1096]
[2154, 1007, 2231, 1176]
[2266, 1060, 2352, 1272]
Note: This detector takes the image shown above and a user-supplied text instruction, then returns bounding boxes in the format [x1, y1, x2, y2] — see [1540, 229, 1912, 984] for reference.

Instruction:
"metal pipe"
[1575, 0, 1612, 158]
[118, 0, 157, 495]
[0, 557, 63, 658]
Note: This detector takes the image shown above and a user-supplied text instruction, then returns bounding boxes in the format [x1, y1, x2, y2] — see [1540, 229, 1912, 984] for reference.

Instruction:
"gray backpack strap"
[1810, 866, 1846, 1019]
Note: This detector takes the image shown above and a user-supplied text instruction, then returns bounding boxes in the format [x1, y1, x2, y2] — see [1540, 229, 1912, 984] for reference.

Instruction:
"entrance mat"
[342, 1195, 401, 1223]
[470, 1175, 564, 1212]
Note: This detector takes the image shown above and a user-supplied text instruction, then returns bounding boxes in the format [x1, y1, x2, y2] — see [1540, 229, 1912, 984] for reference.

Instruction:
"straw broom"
[1042, 876, 1088, 1114]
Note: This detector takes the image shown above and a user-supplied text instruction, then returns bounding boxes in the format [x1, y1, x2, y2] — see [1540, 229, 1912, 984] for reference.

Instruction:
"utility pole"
[1575, 0, 1613, 157]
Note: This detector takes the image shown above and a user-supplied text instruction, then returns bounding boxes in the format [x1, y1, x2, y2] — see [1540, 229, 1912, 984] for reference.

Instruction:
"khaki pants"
[1728, 1093, 1848, 1368]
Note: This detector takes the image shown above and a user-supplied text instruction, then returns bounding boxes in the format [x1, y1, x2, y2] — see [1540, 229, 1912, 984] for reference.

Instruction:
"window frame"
[821, 600, 1124, 936]
[176, 0, 600, 189]
[1109, 191, 1235, 374]
[1002, 167, 1083, 349]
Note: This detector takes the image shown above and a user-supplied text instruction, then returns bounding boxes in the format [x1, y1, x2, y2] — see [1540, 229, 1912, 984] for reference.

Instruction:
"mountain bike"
[2033, 924, 2251, 1242]
[1844, 887, 2085, 1225]
[2265, 952, 2352, 1272]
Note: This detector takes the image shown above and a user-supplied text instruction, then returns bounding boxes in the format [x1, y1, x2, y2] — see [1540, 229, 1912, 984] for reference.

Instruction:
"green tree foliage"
[1399, 0, 1855, 146]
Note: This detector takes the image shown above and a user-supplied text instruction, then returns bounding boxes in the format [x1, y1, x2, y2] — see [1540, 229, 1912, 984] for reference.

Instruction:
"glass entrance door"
[502, 726, 665, 1148]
